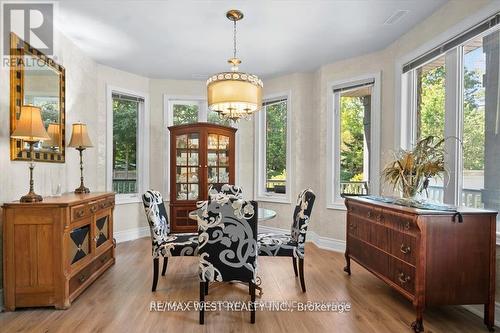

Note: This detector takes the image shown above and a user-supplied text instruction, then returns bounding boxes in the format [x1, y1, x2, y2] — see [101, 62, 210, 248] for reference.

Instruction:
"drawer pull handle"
[90, 205, 98, 213]
[404, 221, 410, 230]
[78, 274, 87, 283]
[367, 211, 372, 218]
[400, 244, 411, 254]
[349, 223, 357, 230]
[376, 214, 384, 222]
[100, 203, 107, 208]
[398, 272, 411, 285]
[76, 210, 85, 218]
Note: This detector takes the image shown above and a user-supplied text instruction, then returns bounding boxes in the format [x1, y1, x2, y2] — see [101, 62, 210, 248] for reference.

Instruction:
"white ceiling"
[55, 0, 448, 79]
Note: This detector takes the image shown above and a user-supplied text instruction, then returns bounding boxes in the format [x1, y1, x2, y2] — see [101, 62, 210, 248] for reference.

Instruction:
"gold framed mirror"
[10, 32, 66, 163]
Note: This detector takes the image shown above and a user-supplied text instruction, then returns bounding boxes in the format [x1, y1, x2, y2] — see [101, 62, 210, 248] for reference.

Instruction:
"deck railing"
[113, 179, 137, 194]
[427, 185, 483, 208]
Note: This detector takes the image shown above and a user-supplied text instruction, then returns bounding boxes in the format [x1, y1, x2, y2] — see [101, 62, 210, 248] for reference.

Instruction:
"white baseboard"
[258, 225, 346, 253]
[114, 226, 150, 244]
[462, 304, 500, 328]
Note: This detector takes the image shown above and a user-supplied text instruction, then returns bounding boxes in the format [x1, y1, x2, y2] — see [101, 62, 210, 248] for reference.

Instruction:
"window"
[107, 87, 149, 202]
[327, 75, 381, 209]
[172, 101, 199, 125]
[415, 55, 447, 202]
[401, 16, 500, 230]
[255, 95, 291, 202]
[168, 99, 231, 126]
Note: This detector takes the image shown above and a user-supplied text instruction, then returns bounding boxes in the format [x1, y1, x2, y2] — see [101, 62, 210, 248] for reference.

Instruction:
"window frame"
[106, 85, 150, 205]
[163, 95, 239, 199]
[254, 91, 292, 204]
[326, 73, 381, 210]
[396, 15, 500, 242]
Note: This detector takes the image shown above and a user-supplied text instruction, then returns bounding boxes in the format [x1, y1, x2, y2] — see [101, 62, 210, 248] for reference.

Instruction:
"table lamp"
[46, 123, 60, 150]
[10, 105, 50, 202]
[69, 122, 93, 193]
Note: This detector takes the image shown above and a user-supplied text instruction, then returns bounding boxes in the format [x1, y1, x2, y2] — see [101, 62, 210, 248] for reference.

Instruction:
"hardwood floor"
[0, 237, 494, 332]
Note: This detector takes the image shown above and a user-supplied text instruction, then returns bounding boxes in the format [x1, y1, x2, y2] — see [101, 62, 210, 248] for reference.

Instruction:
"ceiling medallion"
[207, 9, 263, 122]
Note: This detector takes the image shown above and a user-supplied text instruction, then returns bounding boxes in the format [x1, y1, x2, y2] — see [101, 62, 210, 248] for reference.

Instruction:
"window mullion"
[443, 48, 462, 205]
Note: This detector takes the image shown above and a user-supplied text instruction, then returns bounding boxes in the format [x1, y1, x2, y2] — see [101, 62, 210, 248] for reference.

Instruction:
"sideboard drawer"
[388, 257, 415, 295]
[69, 264, 94, 295]
[94, 248, 113, 272]
[381, 209, 417, 234]
[71, 204, 90, 221]
[390, 230, 416, 265]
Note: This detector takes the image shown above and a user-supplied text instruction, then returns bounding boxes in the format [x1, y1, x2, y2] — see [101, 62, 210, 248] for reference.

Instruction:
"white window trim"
[162, 95, 240, 200]
[326, 72, 381, 210]
[254, 91, 292, 204]
[394, 4, 500, 243]
[394, 2, 500, 150]
[106, 85, 150, 205]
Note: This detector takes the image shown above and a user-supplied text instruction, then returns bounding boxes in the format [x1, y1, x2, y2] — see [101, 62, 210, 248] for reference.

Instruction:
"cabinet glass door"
[207, 133, 230, 192]
[175, 133, 200, 200]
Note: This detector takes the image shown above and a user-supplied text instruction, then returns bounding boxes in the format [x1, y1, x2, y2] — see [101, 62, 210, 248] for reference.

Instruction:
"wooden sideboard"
[344, 196, 497, 332]
[2, 192, 115, 310]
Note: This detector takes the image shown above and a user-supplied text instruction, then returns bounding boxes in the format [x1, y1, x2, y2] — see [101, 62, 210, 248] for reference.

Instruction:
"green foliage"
[113, 99, 137, 172]
[340, 96, 365, 182]
[418, 65, 485, 170]
[418, 66, 445, 140]
[173, 104, 198, 125]
[208, 110, 231, 126]
[266, 102, 287, 179]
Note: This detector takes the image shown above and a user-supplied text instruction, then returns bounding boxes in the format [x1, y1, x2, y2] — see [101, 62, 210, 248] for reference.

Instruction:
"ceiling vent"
[384, 10, 409, 25]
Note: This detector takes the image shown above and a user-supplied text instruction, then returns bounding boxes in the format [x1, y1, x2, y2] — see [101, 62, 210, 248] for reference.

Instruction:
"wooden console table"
[344, 196, 497, 332]
[3, 192, 115, 310]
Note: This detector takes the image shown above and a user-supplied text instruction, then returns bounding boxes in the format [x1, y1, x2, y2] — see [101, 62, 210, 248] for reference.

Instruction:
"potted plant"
[382, 136, 446, 202]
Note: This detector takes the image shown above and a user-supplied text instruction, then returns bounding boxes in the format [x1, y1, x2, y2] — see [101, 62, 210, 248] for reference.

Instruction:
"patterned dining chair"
[257, 189, 316, 292]
[197, 196, 258, 324]
[208, 184, 243, 200]
[142, 190, 198, 292]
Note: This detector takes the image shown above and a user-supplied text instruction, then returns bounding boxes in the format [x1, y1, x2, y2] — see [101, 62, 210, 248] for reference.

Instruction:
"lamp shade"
[207, 73, 263, 120]
[11, 105, 50, 142]
[68, 123, 93, 148]
[46, 123, 60, 147]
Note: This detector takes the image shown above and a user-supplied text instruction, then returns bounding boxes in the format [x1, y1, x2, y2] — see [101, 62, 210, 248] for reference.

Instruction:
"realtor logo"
[2, 2, 54, 55]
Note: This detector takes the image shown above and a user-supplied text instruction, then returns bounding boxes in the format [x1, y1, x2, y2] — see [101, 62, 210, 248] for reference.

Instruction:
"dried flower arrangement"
[382, 136, 446, 201]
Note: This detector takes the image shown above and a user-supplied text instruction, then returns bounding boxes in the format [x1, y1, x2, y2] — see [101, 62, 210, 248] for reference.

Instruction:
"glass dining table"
[188, 207, 276, 222]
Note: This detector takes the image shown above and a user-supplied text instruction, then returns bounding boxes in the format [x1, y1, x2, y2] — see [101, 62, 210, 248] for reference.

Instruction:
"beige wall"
[0, 32, 99, 293]
[1, 0, 497, 309]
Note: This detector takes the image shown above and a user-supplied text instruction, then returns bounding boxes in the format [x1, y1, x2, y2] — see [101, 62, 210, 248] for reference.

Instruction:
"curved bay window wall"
[401, 15, 500, 227]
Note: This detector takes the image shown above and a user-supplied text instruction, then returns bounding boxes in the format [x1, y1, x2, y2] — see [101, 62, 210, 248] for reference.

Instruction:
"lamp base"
[20, 191, 43, 203]
[74, 185, 90, 194]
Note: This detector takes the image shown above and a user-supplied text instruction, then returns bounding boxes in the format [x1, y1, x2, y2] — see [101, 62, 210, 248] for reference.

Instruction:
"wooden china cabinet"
[168, 123, 236, 233]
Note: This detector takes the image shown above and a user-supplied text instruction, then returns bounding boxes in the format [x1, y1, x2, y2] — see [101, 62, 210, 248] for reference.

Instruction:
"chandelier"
[207, 10, 263, 122]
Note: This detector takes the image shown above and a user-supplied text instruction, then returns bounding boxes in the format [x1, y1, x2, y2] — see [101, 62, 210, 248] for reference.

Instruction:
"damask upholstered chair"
[196, 197, 258, 324]
[257, 189, 316, 292]
[208, 184, 243, 200]
[142, 190, 198, 292]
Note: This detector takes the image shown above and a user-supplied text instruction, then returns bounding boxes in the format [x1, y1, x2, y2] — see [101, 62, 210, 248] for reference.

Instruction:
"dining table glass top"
[189, 207, 276, 222]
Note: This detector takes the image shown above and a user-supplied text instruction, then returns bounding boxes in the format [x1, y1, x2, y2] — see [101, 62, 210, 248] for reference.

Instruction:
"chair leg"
[250, 282, 256, 324]
[152, 258, 159, 292]
[199, 282, 205, 325]
[292, 257, 298, 277]
[298, 258, 306, 292]
[162, 257, 168, 276]
[205, 281, 209, 295]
